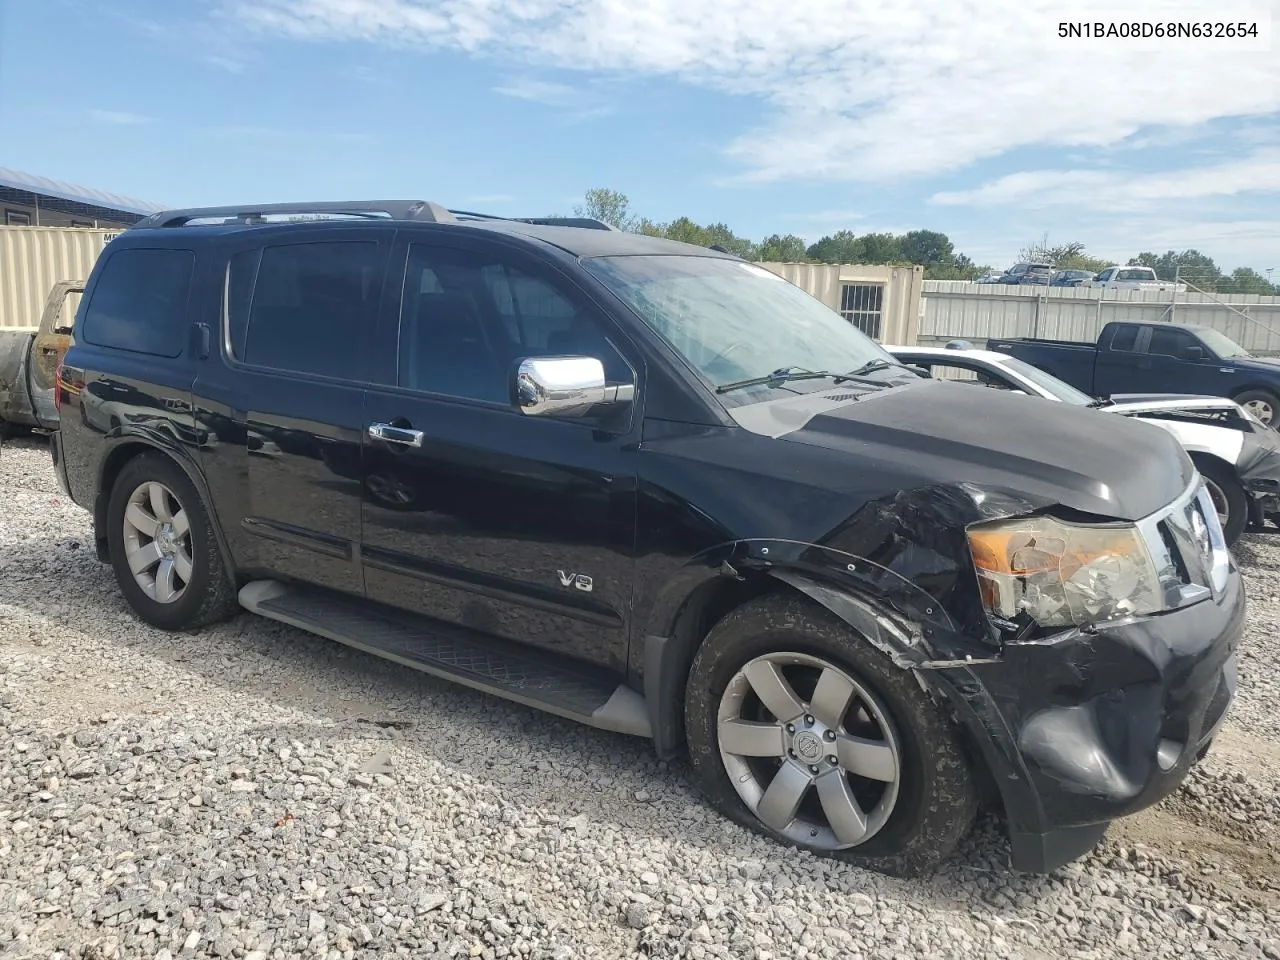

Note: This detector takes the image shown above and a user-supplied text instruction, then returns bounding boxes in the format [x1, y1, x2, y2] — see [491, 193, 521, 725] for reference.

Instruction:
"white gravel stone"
[2, 435, 1279, 960]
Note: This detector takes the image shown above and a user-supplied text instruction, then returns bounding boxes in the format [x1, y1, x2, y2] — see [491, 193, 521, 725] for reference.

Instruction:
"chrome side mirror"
[514, 356, 634, 417]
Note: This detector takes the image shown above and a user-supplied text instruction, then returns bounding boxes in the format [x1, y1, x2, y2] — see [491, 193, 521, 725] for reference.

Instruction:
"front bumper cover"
[930, 567, 1243, 873]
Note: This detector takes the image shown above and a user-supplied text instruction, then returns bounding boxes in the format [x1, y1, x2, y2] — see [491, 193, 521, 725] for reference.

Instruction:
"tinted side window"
[80, 248, 194, 357]
[399, 244, 631, 405]
[1108, 325, 1139, 352]
[239, 241, 382, 379]
[1148, 327, 1196, 358]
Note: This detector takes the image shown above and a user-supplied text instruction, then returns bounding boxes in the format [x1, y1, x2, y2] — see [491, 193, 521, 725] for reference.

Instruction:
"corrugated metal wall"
[919, 281, 1280, 354]
[0, 227, 115, 330]
[757, 262, 924, 344]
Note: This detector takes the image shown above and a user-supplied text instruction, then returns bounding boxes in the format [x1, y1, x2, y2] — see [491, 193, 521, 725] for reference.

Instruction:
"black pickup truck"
[988, 321, 1280, 427]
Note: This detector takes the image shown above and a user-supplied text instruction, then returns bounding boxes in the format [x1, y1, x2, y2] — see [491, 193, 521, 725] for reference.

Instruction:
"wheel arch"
[639, 540, 977, 759]
[1229, 384, 1280, 408]
[94, 438, 237, 582]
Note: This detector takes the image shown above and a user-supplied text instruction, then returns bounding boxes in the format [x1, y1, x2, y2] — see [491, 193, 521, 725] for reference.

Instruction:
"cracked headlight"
[967, 517, 1164, 628]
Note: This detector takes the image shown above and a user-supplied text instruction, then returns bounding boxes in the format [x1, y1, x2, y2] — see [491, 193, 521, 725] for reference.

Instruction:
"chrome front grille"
[1135, 478, 1231, 610]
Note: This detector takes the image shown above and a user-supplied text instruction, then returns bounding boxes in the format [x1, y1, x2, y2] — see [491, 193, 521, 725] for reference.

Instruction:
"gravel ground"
[2, 435, 1278, 960]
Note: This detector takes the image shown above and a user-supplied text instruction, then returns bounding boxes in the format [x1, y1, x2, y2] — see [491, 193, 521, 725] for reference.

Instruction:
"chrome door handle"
[368, 422, 424, 447]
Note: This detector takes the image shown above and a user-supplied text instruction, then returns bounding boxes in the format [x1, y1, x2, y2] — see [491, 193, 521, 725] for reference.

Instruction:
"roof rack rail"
[517, 216, 618, 232]
[447, 209, 618, 232]
[132, 200, 456, 229]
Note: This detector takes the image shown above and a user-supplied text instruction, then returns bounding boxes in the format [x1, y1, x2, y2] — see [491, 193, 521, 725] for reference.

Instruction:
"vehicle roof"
[121, 215, 737, 260]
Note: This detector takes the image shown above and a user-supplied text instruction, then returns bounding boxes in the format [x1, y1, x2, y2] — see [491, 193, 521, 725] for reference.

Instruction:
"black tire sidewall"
[1191, 455, 1248, 546]
[684, 593, 977, 877]
[107, 453, 222, 631]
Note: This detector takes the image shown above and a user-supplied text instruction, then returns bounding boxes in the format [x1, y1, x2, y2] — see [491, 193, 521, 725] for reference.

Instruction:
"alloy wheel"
[122, 480, 193, 604]
[1244, 399, 1274, 425]
[716, 652, 901, 850]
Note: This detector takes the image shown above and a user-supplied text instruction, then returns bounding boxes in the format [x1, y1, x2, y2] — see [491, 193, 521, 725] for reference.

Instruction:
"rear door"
[192, 227, 391, 596]
[1092, 322, 1143, 396]
[358, 232, 641, 674]
[30, 283, 83, 428]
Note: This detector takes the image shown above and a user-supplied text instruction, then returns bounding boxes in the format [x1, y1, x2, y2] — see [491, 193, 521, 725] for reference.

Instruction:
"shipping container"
[0, 226, 117, 330]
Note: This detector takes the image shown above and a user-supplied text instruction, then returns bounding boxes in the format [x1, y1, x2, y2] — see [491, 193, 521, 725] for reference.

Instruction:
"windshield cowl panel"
[582, 254, 898, 407]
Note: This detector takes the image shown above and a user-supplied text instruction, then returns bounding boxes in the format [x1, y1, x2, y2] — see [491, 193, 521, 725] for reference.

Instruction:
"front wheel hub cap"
[716, 651, 902, 851]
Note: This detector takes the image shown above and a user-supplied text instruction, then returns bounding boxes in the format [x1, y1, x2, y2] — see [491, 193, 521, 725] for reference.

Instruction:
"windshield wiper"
[1087, 397, 1116, 408]
[834, 358, 924, 382]
[715, 367, 839, 394]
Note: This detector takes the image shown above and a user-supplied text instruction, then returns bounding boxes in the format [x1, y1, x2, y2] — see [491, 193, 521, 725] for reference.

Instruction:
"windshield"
[582, 255, 902, 405]
[1194, 328, 1251, 358]
[997, 356, 1096, 404]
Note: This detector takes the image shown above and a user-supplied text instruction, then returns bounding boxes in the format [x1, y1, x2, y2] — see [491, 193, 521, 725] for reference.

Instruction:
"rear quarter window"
[79, 248, 195, 358]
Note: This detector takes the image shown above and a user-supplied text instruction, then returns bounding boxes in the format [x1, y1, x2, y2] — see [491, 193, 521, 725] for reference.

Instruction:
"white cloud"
[492, 76, 613, 122]
[226, 0, 1280, 182]
[930, 151, 1280, 210]
[89, 109, 152, 125]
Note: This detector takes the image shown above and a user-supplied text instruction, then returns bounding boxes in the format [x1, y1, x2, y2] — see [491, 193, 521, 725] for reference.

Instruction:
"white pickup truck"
[1083, 265, 1187, 292]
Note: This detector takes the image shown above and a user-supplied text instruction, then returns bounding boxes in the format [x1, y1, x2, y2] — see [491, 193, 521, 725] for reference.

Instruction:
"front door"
[1127, 324, 1205, 395]
[359, 236, 641, 674]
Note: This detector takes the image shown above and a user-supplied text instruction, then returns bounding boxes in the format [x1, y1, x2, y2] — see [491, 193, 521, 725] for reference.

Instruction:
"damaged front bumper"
[932, 568, 1243, 873]
[1238, 432, 1280, 521]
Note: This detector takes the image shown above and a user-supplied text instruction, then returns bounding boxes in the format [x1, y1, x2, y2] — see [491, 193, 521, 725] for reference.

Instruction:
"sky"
[0, 0, 1278, 272]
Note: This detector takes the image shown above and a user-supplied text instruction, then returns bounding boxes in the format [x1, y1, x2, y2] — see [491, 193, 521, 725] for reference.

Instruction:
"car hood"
[730, 380, 1194, 521]
[1106, 393, 1246, 414]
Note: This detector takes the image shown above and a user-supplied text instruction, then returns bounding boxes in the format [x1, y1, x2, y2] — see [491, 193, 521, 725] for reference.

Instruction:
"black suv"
[52, 200, 1242, 877]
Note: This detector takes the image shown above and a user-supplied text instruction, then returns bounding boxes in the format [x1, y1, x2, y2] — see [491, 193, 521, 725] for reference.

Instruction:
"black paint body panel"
[54, 216, 1243, 874]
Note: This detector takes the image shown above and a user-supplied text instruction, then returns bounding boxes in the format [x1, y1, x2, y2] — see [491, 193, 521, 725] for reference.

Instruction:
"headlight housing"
[967, 516, 1165, 628]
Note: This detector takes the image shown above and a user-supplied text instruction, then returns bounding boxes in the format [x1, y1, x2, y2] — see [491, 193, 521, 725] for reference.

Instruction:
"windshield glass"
[582, 255, 902, 405]
[997, 356, 1096, 404]
[1194, 328, 1251, 358]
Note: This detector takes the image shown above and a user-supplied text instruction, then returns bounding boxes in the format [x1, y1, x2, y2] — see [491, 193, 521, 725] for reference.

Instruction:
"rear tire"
[106, 453, 238, 631]
[684, 593, 978, 877]
[1233, 389, 1279, 429]
[1192, 455, 1248, 547]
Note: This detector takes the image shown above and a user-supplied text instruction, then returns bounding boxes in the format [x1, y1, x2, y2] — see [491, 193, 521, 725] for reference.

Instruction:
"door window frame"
[370, 230, 646, 433]
[216, 225, 395, 388]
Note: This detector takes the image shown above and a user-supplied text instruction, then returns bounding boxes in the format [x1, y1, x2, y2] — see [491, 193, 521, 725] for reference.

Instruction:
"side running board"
[238, 581, 651, 738]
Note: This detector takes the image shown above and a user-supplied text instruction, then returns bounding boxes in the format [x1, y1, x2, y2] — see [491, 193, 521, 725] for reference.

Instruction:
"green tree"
[574, 187, 637, 231]
[1017, 238, 1110, 272]
[859, 232, 904, 264]
[806, 230, 866, 263]
[1129, 249, 1222, 288]
[899, 229, 954, 268]
[757, 233, 809, 262]
[926, 254, 992, 281]
[1217, 267, 1280, 296]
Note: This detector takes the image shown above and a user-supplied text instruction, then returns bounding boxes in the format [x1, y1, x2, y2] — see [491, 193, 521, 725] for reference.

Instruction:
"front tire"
[1233, 389, 1280, 429]
[106, 453, 238, 631]
[1191, 455, 1248, 546]
[684, 593, 977, 877]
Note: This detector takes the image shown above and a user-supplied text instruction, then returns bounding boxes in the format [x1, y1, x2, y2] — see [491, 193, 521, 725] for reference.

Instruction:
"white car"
[887, 342, 1280, 545]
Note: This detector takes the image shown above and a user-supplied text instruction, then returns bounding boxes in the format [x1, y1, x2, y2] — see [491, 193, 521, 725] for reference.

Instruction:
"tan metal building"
[757, 262, 925, 345]
[0, 227, 118, 329]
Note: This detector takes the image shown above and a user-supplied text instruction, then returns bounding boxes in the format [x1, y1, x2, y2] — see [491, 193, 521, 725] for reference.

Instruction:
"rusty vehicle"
[0, 280, 82, 438]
